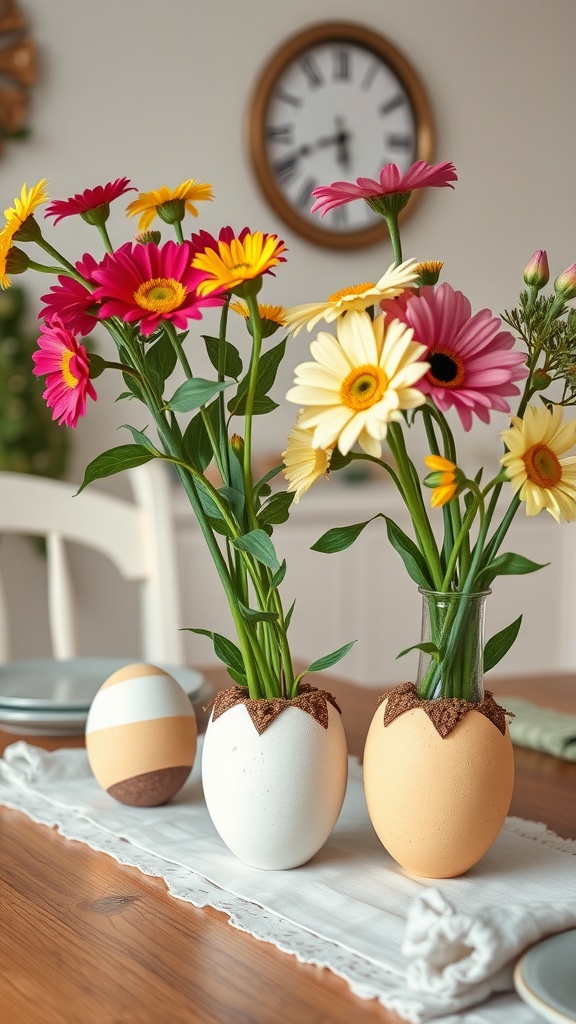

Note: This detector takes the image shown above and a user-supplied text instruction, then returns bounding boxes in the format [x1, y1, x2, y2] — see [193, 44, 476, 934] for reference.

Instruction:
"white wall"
[3, 0, 576, 676]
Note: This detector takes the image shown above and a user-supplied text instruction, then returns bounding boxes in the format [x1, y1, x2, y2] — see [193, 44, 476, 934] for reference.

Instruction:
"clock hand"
[272, 130, 351, 184]
[334, 116, 351, 171]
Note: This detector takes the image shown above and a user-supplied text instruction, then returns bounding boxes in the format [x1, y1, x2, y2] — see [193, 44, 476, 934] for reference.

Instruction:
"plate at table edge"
[514, 930, 576, 1024]
[0, 658, 205, 709]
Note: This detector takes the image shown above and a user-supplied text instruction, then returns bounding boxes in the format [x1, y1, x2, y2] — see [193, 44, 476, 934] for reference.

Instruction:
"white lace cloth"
[1, 740, 574, 1024]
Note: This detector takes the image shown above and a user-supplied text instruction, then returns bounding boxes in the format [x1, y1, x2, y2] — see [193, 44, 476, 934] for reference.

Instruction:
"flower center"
[340, 364, 388, 411]
[328, 283, 375, 302]
[134, 277, 186, 313]
[427, 348, 465, 388]
[523, 443, 562, 488]
[60, 349, 79, 389]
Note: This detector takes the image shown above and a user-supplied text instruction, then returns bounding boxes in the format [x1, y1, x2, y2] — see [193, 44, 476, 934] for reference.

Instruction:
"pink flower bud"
[523, 250, 549, 289]
[554, 264, 576, 301]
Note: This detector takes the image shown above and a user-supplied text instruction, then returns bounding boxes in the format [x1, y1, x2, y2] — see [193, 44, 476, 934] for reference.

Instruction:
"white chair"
[0, 461, 184, 666]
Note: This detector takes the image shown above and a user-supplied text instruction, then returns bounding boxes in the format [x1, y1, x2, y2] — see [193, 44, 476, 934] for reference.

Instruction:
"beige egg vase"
[363, 683, 515, 879]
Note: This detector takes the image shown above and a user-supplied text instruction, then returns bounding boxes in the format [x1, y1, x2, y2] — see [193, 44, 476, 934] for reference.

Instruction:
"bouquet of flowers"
[281, 161, 576, 701]
[0, 175, 356, 701]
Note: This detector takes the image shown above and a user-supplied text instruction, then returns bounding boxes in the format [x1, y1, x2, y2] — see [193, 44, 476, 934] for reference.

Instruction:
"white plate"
[0, 658, 204, 710]
[514, 930, 576, 1024]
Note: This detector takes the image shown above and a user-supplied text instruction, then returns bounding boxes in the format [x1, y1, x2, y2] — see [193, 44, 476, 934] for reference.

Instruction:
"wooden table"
[0, 670, 574, 1024]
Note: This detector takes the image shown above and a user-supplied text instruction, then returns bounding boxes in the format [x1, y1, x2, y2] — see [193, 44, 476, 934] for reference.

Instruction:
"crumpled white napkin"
[404, 887, 576, 1011]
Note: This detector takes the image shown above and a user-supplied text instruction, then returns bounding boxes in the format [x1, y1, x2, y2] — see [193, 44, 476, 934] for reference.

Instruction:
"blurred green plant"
[0, 286, 70, 477]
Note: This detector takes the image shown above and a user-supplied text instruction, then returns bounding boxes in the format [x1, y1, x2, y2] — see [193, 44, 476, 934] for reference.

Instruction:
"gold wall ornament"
[0, 0, 36, 155]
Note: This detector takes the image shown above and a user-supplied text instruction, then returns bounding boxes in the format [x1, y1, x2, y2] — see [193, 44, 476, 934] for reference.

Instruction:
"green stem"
[383, 213, 402, 265]
[387, 422, 444, 589]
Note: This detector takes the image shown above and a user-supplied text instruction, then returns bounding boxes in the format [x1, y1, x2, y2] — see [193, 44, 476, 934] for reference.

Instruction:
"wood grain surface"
[0, 668, 574, 1024]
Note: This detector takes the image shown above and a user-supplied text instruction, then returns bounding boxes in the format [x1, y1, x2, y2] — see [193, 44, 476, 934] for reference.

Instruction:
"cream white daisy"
[282, 417, 332, 503]
[500, 404, 576, 522]
[283, 258, 420, 337]
[286, 310, 429, 458]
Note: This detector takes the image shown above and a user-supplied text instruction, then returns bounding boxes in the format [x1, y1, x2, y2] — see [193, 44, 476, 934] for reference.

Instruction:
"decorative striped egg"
[85, 663, 197, 807]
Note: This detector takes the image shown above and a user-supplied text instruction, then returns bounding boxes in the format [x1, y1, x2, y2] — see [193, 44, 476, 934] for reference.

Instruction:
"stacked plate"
[0, 657, 205, 736]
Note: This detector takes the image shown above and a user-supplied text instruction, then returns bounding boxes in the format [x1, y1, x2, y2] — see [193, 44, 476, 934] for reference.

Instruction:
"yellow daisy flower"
[500, 404, 576, 522]
[3, 180, 49, 232]
[230, 301, 286, 326]
[423, 454, 459, 508]
[282, 417, 332, 503]
[126, 179, 214, 231]
[415, 260, 444, 285]
[286, 310, 429, 458]
[283, 258, 420, 337]
[193, 232, 287, 297]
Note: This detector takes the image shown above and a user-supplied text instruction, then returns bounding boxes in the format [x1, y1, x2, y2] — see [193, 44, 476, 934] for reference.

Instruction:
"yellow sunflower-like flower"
[230, 301, 286, 325]
[193, 232, 287, 298]
[3, 179, 49, 231]
[0, 226, 13, 288]
[500, 405, 576, 522]
[423, 454, 460, 508]
[126, 179, 214, 231]
[282, 417, 332, 503]
[286, 310, 429, 458]
[283, 258, 420, 337]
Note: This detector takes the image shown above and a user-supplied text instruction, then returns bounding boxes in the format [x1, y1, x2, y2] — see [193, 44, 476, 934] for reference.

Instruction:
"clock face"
[247, 24, 434, 249]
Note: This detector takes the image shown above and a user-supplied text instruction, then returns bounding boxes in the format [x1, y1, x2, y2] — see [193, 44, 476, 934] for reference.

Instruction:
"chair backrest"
[0, 461, 184, 666]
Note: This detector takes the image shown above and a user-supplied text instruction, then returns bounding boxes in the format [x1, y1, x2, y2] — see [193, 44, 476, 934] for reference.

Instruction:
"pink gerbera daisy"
[44, 178, 136, 225]
[39, 253, 100, 337]
[32, 317, 97, 427]
[310, 161, 458, 217]
[90, 240, 224, 336]
[380, 283, 528, 431]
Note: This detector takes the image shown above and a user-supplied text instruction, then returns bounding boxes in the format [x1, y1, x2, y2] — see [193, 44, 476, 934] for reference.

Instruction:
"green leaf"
[122, 371, 145, 402]
[270, 559, 287, 590]
[284, 598, 296, 631]
[311, 518, 377, 554]
[145, 332, 178, 387]
[120, 425, 160, 453]
[483, 615, 523, 673]
[219, 485, 244, 521]
[396, 641, 441, 660]
[257, 491, 294, 529]
[182, 401, 218, 472]
[166, 378, 232, 413]
[237, 601, 278, 623]
[203, 335, 243, 379]
[228, 337, 286, 415]
[77, 445, 154, 492]
[254, 464, 283, 497]
[384, 517, 435, 589]
[185, 628, 245, 675]
[476, 552, 548, 589]
[304, 640, 356, 675]
[227, 444, 245, 496]
[231, 529, 280, 570]
[227, 667, 248, 689]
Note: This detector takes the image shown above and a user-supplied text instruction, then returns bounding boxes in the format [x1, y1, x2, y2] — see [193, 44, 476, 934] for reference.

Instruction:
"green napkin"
[500, 696, 576, 761]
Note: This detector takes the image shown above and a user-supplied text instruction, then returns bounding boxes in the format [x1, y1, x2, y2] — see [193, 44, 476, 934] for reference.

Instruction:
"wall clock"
[247, 22, 435, 249]
[0, 0, 36, 157]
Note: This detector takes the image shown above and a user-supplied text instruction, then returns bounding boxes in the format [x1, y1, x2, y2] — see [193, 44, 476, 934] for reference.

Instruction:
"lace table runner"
[1, 739, 575, 1024]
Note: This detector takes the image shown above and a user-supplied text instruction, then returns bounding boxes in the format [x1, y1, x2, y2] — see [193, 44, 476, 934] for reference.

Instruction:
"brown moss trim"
[205, 683, 342, 735]
[377, 682, 513, 738]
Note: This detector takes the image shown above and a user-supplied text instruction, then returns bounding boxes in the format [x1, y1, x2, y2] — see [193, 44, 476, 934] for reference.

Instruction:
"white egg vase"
[201, 685, 348, 870]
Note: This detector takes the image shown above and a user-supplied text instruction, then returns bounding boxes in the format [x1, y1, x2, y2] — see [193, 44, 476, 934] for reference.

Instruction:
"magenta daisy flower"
[32, 317, 97, 428]
[90, 240, 224, 336]
[44, 178, 136, 225]
[380, 283, 528, 431]
[310, 161, 458, 217]
[39, 253, 100, 337]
